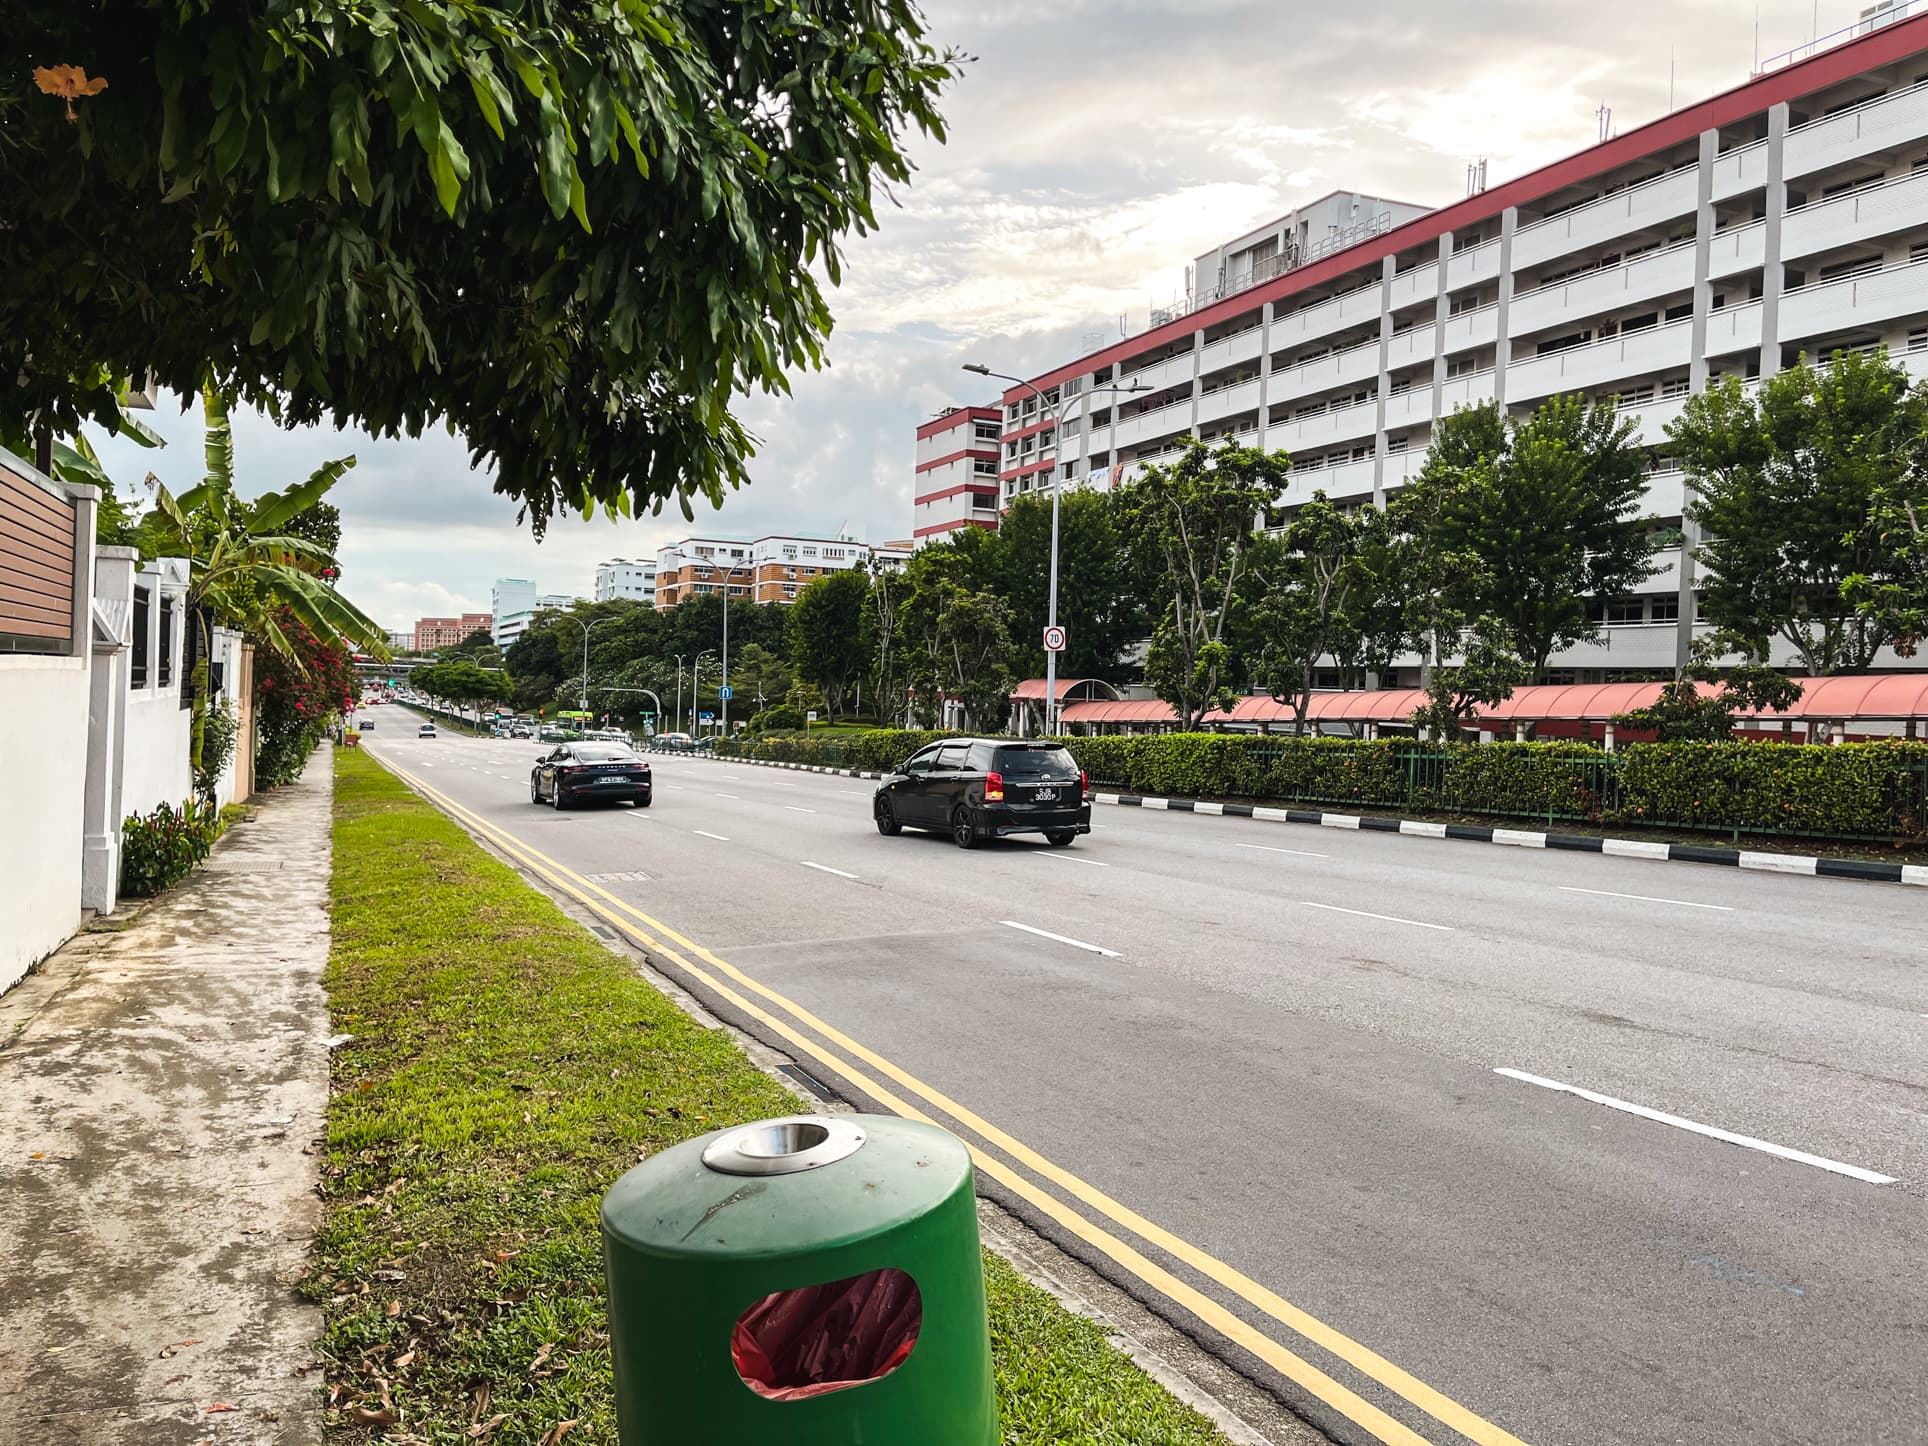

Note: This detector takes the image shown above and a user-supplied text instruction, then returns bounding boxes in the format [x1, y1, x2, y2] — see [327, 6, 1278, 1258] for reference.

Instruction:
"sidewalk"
[0, 748, 335, 1445]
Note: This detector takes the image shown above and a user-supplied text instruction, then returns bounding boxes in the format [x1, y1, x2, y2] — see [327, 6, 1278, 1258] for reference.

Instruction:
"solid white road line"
[1301, 901, 1453, 932]
[715, 792, 740, 799]
[1559, 886, 1733, 912]
[1235, 842, 1329, 859]
[1042, 853, 1109, 867]
[1000, 921, 1121, 958]
[693, 830, 730, 842]
[801, 861, 860, 880]
[785, 805, 817, 814]
[1494, 1068, 1897, 1186]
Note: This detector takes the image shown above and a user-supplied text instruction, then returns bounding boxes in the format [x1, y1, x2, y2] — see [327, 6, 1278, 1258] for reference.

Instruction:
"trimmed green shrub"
[121, 796, 222, 898]
[1422, 742, 1618, 821]
[1616, 740, 1928, 839]
[747, 704, 806, 733]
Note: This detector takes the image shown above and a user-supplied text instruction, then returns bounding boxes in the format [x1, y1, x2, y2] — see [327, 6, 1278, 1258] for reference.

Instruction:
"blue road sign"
[699, 712, 715, 723]
[719, 685, 733, 700]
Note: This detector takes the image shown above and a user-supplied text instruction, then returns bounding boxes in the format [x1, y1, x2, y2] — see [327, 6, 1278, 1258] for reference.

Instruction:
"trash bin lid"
[603, 1114, 972, 1260]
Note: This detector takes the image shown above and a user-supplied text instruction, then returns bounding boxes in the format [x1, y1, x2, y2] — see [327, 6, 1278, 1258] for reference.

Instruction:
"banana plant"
[143, 385, 390, 663]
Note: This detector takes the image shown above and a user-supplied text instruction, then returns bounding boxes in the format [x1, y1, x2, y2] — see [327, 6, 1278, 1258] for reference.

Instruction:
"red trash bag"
[731, 1267, 923, 1401]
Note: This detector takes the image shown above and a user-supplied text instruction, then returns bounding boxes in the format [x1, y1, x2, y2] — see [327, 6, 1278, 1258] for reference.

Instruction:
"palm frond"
[249, 455, 356, 534]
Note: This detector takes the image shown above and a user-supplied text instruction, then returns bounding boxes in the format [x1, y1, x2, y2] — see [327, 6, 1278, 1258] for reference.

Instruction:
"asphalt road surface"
[361, 715, 1928, 1446]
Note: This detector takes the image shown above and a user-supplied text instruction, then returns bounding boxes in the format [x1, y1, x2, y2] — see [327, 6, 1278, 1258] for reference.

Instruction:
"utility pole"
[673, 654, 685, 736]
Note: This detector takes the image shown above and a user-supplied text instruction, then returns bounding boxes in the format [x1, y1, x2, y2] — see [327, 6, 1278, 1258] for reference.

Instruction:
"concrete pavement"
[0, 750, 333, 1445]
[368, 719, 1928, 1446]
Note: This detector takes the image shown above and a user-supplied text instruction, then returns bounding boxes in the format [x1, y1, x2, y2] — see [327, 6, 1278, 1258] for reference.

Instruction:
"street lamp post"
[563, 614, 614, 719]
[673, 653, 687, 735]
[719, 562, 752, 737]
[691, 649, 716, 734]
[963, 364, 1149, 735]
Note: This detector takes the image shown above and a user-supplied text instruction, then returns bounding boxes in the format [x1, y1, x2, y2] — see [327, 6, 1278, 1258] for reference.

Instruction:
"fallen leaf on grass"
[385, 1300, 401, 1318]
[467, 1414, 507, 1439]
[536, 1422, 578, 1446]
[349, 1404, 399, 1426]
[527, 1343, 553, 1375]
[392, 1351, 416, 1370]
[469, 1381, 491, 1423]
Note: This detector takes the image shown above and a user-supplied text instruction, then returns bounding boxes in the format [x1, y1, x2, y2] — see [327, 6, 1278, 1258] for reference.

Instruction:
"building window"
[1662, 377, 1690, 398]
[131, 585, 150, 688]
[1604, 598, 1645, 625]
[158, 594, 176, 688]
[1651, 597, 1680, 623]
[975, 425, 1000, 443]
[803, 546, 817, 558]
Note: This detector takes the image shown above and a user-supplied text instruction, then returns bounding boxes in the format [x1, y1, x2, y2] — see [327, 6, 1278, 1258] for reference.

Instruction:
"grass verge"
[316, 746, 1236, 1445]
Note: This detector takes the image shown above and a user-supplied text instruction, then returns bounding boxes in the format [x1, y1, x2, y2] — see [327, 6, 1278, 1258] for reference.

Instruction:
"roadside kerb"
[676, 750, 1928, 888]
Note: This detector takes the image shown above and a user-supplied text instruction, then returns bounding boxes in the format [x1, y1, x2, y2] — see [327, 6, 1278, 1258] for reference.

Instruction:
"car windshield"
[573, 745, 634, 762]
[993, 745, 1077, 777]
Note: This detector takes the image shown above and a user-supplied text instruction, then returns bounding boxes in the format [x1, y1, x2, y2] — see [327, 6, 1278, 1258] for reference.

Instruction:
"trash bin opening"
[741, 1120, 830, 1159]
[731, 1267, 922, 1401]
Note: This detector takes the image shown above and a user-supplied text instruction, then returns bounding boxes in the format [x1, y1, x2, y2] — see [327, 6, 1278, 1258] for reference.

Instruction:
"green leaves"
[2, 0, 962, 530]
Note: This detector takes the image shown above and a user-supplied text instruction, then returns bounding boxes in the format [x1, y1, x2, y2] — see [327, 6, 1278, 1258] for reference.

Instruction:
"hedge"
[710, 727, 1928, 842]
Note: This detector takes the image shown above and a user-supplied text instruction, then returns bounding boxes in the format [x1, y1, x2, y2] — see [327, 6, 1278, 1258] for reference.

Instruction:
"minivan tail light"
[984, 770, 1004, 801]
[1080, 770, 1088, 798]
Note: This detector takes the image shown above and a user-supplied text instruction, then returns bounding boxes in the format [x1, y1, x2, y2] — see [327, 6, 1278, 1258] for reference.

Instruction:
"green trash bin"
[601, 1113, 998, 1444]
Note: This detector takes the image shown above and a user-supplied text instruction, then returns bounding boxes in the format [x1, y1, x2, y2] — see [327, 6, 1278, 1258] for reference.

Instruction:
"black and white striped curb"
[669, 751, 1928, 888]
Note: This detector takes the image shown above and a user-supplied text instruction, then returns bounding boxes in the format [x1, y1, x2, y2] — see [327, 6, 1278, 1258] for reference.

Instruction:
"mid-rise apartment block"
[913, 405, 1003, 545]
[490, 578, 537, 648]
[414, 612, 491, 652]
[595, 558, 659, 602]
[989, 9, 1928, 679]
[653, 534, 883, 609]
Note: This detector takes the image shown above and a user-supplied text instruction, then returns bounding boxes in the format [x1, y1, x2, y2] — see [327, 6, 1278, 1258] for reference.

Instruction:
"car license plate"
[1034, 786, 1058, 800]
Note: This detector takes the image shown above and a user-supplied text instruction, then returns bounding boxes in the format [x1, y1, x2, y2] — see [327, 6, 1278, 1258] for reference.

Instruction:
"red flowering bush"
[255, 608, 359, 788]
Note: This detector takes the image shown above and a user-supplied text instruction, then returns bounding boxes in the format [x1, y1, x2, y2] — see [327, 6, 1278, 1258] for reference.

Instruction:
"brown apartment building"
[413, 612, 492, 651]
[653, 535, 910, 609]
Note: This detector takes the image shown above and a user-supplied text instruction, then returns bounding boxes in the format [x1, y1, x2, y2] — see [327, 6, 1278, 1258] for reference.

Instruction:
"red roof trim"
[914, 481, 1001, 504]
[1000, 456, 1056, 481]
[916, 405, 1002, 442]
[913, 517, 1000, 538]
[1003, 416, 1058, 442]
[1006, 11, 1928, 401]
[915, 446, 1001, 476]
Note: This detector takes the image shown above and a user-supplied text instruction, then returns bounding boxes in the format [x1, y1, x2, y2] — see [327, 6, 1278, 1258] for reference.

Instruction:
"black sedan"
[874, 739, 1089, 849]
[531, 743, 653, 809]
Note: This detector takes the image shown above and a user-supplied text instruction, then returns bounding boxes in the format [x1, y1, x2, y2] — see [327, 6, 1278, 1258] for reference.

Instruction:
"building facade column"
[1677, 126, 1721, 674]
[1759, 101, 1791, 378]
[1493, 207, 1520, 407]
[1373, 253, 1396, 503]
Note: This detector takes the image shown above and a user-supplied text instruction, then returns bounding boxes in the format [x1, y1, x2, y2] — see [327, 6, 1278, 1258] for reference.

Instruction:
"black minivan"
[874, 739, 1089, 848]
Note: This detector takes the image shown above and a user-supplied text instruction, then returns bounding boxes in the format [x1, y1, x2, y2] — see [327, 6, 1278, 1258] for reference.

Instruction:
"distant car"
[418, 722, 437, 739]
[509, 725, 534, 739]
[531, 742, 652, 809]
[359, 719, 374, 730]
[653, 732, 695, 752]
[874, 739, 1089, 849]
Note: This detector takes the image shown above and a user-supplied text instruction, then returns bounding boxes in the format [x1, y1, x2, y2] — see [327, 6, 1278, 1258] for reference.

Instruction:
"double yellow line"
[376, 754, 1531, 1446]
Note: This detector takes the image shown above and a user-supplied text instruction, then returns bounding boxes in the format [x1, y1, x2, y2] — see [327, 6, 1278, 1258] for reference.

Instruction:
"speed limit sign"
[1042, 624, 1067, 653]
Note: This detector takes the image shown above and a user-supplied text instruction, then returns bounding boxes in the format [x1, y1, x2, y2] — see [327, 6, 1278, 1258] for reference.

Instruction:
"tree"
[1611, 636, 1806, 742]
[1846, 495, 1926, 657]
[134, 387, 388, 661]
[899, 567, 1016, 731]
[1120, 440, 1287, 730]
[787, 570, 871, 717]
[1673, 352, 1928, 672]
[1409, 619, 1530, 742]
[1251, 494, 1363, 734]
[727, 643, 793, 713]
[7, 8, 960, 530]
[441, 627, 499, 661]
[865, 557, 908, 729]
[990, 491, 1140, 681]
[1415, 396, 1657, 677]
[413, 659, 512, 715]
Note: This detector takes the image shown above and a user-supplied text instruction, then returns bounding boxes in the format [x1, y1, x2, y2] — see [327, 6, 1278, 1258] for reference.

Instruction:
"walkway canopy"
[1050, 676, 1928, 731]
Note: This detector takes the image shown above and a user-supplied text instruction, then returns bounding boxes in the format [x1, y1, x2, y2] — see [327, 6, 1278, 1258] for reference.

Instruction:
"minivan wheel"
[875, 798, 902, 837]
[1045, 830, 1077, 847]
[951, 806, 978, 849]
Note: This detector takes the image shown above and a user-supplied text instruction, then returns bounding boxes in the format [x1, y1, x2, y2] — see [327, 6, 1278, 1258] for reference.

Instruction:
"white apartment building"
[654, 533, 880, 609]
[913, 404, 1002, 546]
[1000, 8, 1928, 680]
[491, 577, 536, 648]
[595, 558, 659, 602]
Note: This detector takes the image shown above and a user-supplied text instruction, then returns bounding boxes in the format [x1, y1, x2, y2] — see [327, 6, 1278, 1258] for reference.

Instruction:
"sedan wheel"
[950, 806, 978, 850]
[875, 798, 902, 837]
[552, 783, 569, 810]
[531, 778, 543, 805]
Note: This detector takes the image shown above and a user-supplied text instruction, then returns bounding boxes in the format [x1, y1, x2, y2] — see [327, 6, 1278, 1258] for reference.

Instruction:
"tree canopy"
[1672, 351, 1928, 672]
[6, 1, 960, 530]
[1415, 397, 1657, 676]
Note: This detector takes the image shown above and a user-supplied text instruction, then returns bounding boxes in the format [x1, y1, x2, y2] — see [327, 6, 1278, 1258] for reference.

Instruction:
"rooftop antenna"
[1669, 47, 1676, 112]
[1596, 102, 1613, 142]
[1754, 2, 1761, 73]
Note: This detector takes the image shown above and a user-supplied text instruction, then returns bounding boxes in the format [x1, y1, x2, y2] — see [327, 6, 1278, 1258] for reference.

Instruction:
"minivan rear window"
[992, 746, 1077, 777]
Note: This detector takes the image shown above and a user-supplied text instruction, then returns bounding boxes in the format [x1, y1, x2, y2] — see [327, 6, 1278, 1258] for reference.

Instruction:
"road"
[360, 715, 1928, 1446]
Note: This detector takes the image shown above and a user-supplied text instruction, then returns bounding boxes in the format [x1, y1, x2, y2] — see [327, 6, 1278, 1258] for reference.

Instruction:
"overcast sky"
[93, 0, 1851, 630]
